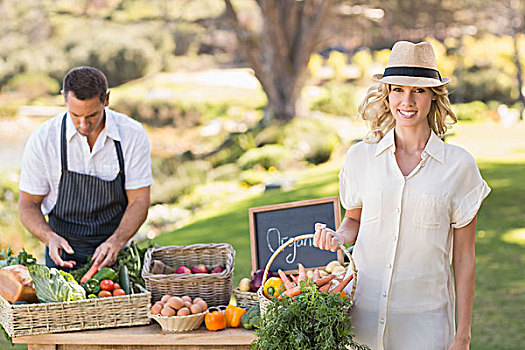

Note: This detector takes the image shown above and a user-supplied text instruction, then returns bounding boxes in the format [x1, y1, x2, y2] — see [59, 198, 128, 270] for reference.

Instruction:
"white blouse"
[19, 108, 153, 215]
[340, 129, 490, 350]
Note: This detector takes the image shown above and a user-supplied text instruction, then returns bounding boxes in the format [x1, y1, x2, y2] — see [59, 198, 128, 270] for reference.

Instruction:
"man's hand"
[92, 236, 126, 269]
[47, 232, 76, 268]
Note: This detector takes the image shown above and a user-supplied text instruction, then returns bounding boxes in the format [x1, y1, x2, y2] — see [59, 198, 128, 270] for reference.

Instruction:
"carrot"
[312, 269, 321, 282]
[278, 269, 296, 291]
[330, 274, 354, 294]
[80, 263, 99, 285]
[318, 282, 332, 292]
[315, 274, 335, 287]
[291, 274, 299, 285]
[277, 286, 302, 300]
[297, 263, 307, 282]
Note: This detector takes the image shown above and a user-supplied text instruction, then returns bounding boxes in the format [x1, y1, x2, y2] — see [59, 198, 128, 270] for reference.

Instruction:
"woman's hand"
[448, 336, 470, 350]
[313, 223, 341, 252]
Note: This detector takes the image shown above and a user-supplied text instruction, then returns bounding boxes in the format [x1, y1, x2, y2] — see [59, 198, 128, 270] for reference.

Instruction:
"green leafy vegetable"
[0, 248, 36, 268]
[242, 304, 261, 330]
[253, 281, 369, 350]
[116, 241, 154, 293]
[28, 264, 86, 303]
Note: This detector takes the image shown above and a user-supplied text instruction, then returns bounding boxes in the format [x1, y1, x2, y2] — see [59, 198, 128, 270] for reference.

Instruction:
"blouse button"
[380, 318, 385, 324]
[383, 291, 387, 297]
[387, 263, 392, 269]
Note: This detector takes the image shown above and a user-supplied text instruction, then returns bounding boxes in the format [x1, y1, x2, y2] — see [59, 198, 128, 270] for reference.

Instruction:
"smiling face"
[64, 91, 108, 139]
[388, 85, 435, 131]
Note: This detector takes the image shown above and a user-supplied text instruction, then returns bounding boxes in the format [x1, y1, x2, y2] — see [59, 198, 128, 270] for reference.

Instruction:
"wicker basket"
[149, 310, 206, 332]
[257, 234, 357, 316]
[0, 292, 151, 338]
[232, 288, 259, 309]
[142, 244, 235, 307]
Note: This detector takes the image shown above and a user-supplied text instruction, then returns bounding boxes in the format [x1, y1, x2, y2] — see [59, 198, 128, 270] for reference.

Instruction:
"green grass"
[153, 160, 525, 350]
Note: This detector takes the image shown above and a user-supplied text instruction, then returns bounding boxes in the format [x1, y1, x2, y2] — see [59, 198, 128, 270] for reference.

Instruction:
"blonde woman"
[314, 41, 490, 350]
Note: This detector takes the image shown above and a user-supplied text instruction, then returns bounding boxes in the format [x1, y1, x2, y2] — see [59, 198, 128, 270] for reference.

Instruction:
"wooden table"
[13, 324, 257, 350]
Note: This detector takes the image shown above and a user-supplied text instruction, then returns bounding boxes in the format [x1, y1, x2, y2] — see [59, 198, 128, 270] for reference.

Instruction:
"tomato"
[113, 283, 121, 290]
[100, 279, 115, 291]
[98, 290, 112, 298]
[112, 288, 126, 296]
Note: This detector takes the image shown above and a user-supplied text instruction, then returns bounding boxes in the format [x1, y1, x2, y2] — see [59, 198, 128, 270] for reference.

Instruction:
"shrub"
[237, 145, 289, 170]
[310, 82, 362, 118]
[208, 163, 242, 182]
[3, 73, 60, 98]
[452, 101, 489, 122]
[283, 116, 341, 165]
[239, 169, 270, 186]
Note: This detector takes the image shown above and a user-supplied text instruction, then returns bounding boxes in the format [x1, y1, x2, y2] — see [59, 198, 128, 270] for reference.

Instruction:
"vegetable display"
[28, 264, 86, 303]
[254, 281, 369, 350]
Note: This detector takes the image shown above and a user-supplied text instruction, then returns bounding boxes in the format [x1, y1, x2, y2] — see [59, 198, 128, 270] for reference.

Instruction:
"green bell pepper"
[83, 278, 101, 295]
[93, 267, 117, 282]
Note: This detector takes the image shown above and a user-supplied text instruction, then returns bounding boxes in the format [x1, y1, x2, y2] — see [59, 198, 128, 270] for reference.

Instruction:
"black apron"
[45, 113, 128, 270]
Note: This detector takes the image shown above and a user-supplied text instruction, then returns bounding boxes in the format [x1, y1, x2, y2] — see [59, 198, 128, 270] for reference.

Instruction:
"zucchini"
[119, 265, 131, 295]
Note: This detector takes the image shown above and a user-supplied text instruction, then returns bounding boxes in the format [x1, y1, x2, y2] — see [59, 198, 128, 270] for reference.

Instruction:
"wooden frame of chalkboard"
[249, 197, 343, 275]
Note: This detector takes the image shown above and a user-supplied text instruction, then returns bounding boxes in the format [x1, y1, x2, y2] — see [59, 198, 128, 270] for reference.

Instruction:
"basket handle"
[261, 233, 357, 300]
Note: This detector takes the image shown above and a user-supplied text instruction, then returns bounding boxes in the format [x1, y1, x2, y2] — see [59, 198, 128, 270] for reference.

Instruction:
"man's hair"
[63, 66, 108, 103]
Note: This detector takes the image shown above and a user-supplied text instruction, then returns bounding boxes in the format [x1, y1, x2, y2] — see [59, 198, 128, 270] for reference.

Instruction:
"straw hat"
[373, 41, 450, 87]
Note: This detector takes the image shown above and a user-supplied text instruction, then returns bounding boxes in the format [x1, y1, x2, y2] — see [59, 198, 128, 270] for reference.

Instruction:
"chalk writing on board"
[266, 227, 314, 264]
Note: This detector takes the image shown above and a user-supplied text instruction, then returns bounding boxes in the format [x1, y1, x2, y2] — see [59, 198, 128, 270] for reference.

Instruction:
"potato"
[319, 269, 328, 277]
[167, 296, 184, 310]
[190, 304, 202, 314]
[181, 295, 192, 303]
[183, 301, 192, 309]
[196, 300, 208, 311]
[193, 297, 204, 304]
[177, 307, 191, 316]
[161, 295, 171, 303]
[161, 305, 176, 317]
[331, 265, 346, 276]
[151, 303, 162, 315]
[325, 260, 342, 273]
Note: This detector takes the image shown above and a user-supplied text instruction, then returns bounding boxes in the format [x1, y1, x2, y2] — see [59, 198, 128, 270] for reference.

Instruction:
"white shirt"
[19, 108, 153, 215]
[340, 129, 490, 350]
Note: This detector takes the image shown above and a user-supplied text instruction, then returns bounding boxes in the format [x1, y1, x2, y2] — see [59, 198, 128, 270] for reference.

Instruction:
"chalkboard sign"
[249, 197, 342, 274]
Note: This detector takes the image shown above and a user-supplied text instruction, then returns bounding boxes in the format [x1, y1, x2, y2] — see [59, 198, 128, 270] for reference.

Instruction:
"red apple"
[175, 266, 191, 274]
[211, 266, 225, 274]
[191, 264, 208, 274]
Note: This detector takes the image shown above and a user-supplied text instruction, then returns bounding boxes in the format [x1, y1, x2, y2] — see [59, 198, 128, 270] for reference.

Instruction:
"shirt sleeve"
[124, 125, 154, 190]
[339, 150, 362, 210]
[451, 155, 491, 229]
[18, 130, 50, 195]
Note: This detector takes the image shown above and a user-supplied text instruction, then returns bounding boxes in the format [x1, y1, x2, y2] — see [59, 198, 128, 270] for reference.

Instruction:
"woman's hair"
[358, 83, 457, 143]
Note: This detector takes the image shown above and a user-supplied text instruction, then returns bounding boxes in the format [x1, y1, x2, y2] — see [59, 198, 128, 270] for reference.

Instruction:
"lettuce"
[28, 264, 86, 303]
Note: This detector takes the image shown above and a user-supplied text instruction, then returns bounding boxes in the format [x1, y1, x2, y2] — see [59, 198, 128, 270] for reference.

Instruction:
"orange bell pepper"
[204, 309, 226, 331]
[224, 304, 247, 328]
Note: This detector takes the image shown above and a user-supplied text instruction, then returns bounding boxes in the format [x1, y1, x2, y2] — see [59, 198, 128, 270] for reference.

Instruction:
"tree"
[223, 0, 333, 123]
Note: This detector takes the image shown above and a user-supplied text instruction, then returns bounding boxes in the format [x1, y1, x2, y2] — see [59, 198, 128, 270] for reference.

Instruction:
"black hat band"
[383, 66, 442, 81]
